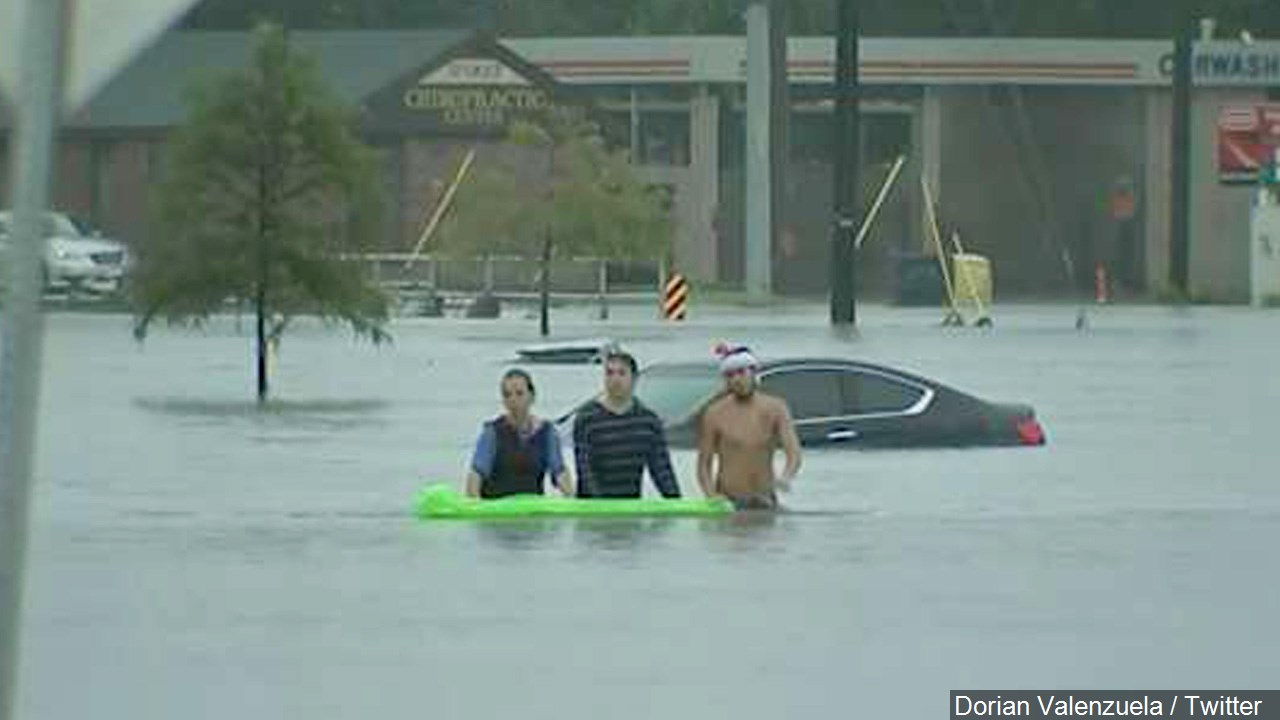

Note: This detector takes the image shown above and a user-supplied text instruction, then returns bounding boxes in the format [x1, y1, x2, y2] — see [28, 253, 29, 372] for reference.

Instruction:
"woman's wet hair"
[603, 350, 638, 376]
[501, 368, 535, 396]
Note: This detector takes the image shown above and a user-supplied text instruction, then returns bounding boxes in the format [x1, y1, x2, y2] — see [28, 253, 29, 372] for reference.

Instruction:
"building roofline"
[3, 32, 1277, 132]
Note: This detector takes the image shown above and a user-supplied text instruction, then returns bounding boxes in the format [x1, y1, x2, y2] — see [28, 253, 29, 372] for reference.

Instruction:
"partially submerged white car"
[0, 210, 131, 294]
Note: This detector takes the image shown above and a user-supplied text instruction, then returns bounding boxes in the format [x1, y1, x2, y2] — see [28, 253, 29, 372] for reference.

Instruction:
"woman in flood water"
[465, 369, 574, 498]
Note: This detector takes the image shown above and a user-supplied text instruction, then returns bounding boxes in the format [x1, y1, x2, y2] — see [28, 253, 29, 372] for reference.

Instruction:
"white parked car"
[0, 210, 131, 294]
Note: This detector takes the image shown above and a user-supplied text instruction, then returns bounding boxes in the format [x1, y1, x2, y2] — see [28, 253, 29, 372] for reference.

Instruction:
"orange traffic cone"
[1094, 263, 1109, 304]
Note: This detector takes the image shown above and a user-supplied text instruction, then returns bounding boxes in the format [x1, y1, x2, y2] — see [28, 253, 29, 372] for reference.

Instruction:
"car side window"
[840, 372, 925, 415]
[759, 369, 843, 420]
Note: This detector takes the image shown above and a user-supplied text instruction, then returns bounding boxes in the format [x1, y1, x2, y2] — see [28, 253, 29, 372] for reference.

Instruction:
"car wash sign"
[1156, 44, 1280, 86]
[1218, 104, 1280, 184]
[363, 37, 568, 137]
[1195, 49, 1280, 84]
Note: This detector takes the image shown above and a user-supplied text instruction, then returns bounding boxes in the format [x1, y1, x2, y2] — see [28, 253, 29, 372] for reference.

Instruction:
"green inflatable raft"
[414, 484, 734, 519]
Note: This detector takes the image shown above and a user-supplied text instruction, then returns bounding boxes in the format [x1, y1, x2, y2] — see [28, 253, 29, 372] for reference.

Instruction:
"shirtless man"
[696, 345, 802, 510]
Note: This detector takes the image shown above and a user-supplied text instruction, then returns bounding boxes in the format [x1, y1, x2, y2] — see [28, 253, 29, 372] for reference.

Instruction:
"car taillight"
[1015, 417, 1045, 446]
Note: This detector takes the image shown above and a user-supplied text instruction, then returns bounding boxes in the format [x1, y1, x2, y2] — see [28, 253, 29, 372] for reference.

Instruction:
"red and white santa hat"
[713, 342, 759, 374]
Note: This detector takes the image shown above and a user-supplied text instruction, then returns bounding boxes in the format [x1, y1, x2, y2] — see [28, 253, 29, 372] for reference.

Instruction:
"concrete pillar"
[1190, 87, 1260, 301]
[689, 84, 720, 281]
[745, 1, 772, 297]
[1144, 88, 1172, 292]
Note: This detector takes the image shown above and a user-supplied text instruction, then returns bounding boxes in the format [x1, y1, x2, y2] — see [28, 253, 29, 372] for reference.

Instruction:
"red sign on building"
[1218, 103, 1280, 184]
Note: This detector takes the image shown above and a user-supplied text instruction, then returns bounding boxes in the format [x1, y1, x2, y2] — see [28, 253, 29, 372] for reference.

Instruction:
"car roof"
[555, 357, 960, 425]
[0, 210, 78, 228]
[642, 357, 938, 385]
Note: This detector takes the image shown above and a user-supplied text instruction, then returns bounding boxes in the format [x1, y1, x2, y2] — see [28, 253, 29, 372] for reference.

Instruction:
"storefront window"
[638, 110, 689, 166]
[598, 110, 633, 155]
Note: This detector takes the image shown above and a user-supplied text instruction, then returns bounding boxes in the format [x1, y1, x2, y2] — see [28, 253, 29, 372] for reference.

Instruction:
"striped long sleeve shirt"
[572, 399, 681, 498]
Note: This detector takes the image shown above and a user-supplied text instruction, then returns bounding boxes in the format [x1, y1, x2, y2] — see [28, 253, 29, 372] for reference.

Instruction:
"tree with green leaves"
[132, 23, 390, 403]
[438, 113, 672, 335]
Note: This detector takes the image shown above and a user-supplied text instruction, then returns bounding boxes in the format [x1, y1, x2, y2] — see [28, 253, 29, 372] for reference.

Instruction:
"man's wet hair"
[603, 350, 638, 376]
[502, 368, 535, 395]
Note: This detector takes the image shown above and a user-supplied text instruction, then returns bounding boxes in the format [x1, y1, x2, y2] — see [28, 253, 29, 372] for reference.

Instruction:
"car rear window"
[841, 372, 926, 415]
[760, 369, 843, 420]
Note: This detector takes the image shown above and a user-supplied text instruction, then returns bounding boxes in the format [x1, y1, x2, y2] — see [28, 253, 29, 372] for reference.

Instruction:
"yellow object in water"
[951, 253, 992, 317]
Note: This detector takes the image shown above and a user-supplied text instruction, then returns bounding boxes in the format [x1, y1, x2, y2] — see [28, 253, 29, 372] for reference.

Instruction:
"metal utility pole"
[1170, 14, 1193, 295]
[1, 1, 65, 716]
[540, 142, 555, 337]
[830, 0, 860, 325]
[768, 0, 789, 297]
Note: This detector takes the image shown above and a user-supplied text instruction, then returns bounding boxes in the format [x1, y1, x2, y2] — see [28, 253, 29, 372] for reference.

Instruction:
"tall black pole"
[256, 32, 278, 404]
[540, 143, 554, 337]
[830, 0, 860, 325]
[769, 0, 789, 293]
[1170, 15, 1193, 295]
[539, 229, 551, 337]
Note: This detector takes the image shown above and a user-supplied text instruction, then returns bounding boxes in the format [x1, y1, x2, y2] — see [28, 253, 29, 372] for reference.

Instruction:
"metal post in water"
[830, 0, 860, 326]
[539, 142, 554, 336]
[1, 0, 66, 716]
[656, 256, 667, 318]
[1170, 16, 1193, 296]
[768, 0, 789, 296]
[483, 255, 495, 293]
[597, 258, 609, 320]
[539, 232, 551, 336]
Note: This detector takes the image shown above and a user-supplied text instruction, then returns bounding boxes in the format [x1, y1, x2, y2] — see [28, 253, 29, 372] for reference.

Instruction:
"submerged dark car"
[559, 358, 1045, 449]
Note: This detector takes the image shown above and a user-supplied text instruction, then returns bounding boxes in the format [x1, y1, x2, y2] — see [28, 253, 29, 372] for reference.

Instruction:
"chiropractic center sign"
[398, 58, 553, 132]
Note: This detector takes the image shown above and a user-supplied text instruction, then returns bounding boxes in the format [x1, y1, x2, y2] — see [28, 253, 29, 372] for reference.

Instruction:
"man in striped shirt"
[573, 350, 682, 498]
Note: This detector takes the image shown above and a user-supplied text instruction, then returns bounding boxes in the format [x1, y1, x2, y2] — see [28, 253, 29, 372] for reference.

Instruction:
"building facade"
[2, 31, 1277, 300]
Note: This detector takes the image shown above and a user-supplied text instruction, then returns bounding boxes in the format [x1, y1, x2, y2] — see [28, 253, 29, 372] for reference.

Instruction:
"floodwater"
[12, 301, 1280, 718]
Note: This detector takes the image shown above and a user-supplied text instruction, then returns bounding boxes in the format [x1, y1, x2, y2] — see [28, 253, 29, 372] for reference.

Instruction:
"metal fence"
[347, 253, 665, 300]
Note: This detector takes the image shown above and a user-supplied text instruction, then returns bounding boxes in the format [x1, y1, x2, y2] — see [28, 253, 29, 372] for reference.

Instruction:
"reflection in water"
[465, 511, 795, 556]
[134, 397, 390, 432]
[569, 516, 678, 552]
[465, 516, 688, 556]
[136, 397, 388, 416]
[470, 519, 564, 552]
[695, 510, 793, 556]
[700, 509, 780, 534]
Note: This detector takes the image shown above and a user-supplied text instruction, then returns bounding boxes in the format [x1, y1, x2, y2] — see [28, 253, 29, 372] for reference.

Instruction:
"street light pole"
[830, 0, 860, 325]
[1, 0, 66, 716]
